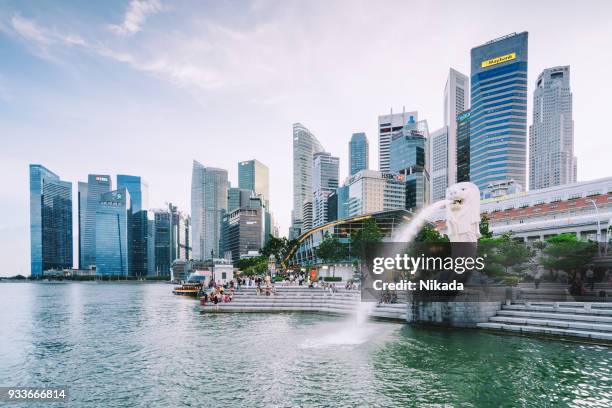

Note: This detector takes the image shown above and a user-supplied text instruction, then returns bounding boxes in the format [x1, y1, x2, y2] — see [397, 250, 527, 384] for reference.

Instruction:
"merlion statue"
[445, 182, 481, 243]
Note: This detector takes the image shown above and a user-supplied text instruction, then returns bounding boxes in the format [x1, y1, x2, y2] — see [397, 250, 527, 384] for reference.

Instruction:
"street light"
[586, 198, 601, 255]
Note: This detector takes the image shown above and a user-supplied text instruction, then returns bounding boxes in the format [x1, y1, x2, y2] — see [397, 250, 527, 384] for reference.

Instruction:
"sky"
[1, 0, 611, 276]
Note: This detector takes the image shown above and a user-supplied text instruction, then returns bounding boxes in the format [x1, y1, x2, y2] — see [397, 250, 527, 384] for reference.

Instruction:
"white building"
[291, 123, 324, 238]
[529, 66, 576, 190]
[444, 68, 469, 185]
[430, 126, 449, 202]
[346, 170, 405, 217]
[312, 152, 339, 228]
[378, 109, 417, 173]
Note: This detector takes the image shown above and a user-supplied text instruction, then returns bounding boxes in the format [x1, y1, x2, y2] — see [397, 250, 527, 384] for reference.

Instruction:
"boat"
[172, 283, 203, 297]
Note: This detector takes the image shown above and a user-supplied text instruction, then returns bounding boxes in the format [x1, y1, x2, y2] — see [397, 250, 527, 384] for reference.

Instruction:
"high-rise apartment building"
[95, 189, 130, 277]
[456, 110, 472, 183]
[117, 174, 149, 278]
[529, 66, 576, 190]
[312, 152, 339, 228]
[378, 110, 417, 173]
[349, 132, 369, 176]
[444, 68, 470, 185]
[191, 161, 228, 260]
[470, 32, 528, 195]
[430, 127, 449, 202]
[238, 159, 270, 206]
[29, 164, 73, 277]
[291, 123, 324, 238]
[78, 174, 111, 269]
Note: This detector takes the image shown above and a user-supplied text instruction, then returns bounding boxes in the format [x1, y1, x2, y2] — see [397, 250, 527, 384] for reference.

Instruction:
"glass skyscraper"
[312, 152, 339, 228]
[117, 174, 149, 278]
[378, 110, 417, 173]
[456, 110, 472, 183]
[349, 132, 369, 176]
[470, 32, 528, 195]
[238, 159, 269, 206]
[29, 164, 73, 277]
[191, 161, 228, 260]
[78, 174, 111, 269]
[95, 189, 130, 277]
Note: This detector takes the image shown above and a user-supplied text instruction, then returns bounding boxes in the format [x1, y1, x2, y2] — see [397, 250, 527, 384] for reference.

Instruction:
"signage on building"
[481, 52, 516, 68]
[457, 111, 471, 122]
[95, 176, 109, 182]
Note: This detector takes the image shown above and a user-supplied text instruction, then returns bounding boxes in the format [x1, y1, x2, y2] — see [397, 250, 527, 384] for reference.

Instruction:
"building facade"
[95, 189, 130, 277]
[456, 110, 471, 183]
[470, 32, 529, 196]
[191, 161, 228, 260]
[29, 164, 73, 277]
[221, 196, 265, 262]
[346, 170, 406, 217]
[238, 159, 269, 206]
[228, 187, 253, 213]
[430, 127, 449, 202]
[291, 123, 324, 238]
[529, 66, 576, 190]
[349, 132, 369, 176]
[312, 152, 339, 228]
[378, 110, 417, 173]
[117, 174, 149, 278]
[389, 118, 430, 210]
[78, 174, 111, 270]
[444, 68, 470, 185]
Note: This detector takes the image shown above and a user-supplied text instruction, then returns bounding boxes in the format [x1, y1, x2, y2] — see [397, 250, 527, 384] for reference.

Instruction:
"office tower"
[302, 201, 313, 232]
[390, 118, 430, 210]
[312, 152, 340, 228]
[529, 66, 576, 190]
[29, 164, 73, 277]
[444, 68, 470, 185]
[191, 161, 228, 260]
[221, 196, 265, 262]
[327, 185, 349, 222]
[456, 110, 471, 182]
[346, 170, 405, 217]
[291, 123, 324, 238]
[117, 175, 149, 278]
[349, 132, 369, 176]
[153, 210, 171, 275]
[238, 159, 270, 206]
[78, 174, 111, 269]
[470, 32, 528, 195]
[95, 189, 130, 277]
[430, 127, 449, 202]
[168, 203, 190, 262]
[228, 187, 253, 213]
[378, 109, 417, 172]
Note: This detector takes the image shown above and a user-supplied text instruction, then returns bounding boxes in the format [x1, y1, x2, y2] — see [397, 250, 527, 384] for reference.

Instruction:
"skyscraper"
[221, 196, 265, 262]
[78, 174, 111, 269]
[191, 161, 228, 260]
[95, 189, 130, 277]
[389, 118, 430, 210]
[470, 32, 528, 195]
[228, 187, 253, 213]
[238, 159, 270, 206]
[291, 123, 324, 238]
[378, 109, 417, 172]
[346, 170, 405, 217]
[529, 66, 576, 190]
[444, 68, 470, 186]
[456, 110, 472, 183]
[430, 127, 449, 202]
[117, 174, 149, 278]
[312, 152, 339, 228]
[349, 132, 369, 176]
[29, 164, 73, 277]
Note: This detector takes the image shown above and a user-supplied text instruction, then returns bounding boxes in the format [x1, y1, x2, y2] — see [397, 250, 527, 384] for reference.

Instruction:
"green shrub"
[323, 276, 342, 282]
[501, 276, 520, 286]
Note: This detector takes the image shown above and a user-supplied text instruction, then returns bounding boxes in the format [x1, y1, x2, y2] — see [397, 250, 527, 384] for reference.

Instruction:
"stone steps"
[478, 302, 612, 343]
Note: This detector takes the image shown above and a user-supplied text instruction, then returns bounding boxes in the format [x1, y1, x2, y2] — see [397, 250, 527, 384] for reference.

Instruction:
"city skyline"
[2, 0, 612, 275]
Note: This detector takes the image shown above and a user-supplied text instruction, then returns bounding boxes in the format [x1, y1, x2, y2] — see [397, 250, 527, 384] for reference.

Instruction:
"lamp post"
[586, 198, 601, 255]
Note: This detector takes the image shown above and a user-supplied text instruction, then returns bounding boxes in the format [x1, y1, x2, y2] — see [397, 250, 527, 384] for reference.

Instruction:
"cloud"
[108, 0, 162, 35]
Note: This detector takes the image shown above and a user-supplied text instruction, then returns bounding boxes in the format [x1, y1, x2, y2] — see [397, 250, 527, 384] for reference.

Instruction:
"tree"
[415, 223, 449, 243]
[260, 235, 286, 261]
[316, 232, 348, 264]
[479, 214, 493, 240]
[478, 233, 533, 278]
[540, 233, 598, 278]
[350, 218, 383, 257]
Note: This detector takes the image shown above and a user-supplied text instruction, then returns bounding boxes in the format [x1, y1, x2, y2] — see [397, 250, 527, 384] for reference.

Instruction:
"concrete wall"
[406, 301, 502, 328]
